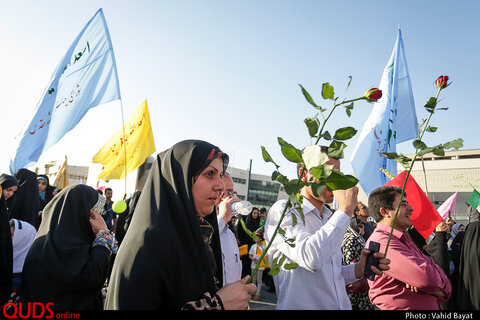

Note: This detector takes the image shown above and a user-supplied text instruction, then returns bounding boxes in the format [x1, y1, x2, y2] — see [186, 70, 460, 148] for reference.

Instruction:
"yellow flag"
[54, 157, 68, 189]
[93, 99, 156, 180]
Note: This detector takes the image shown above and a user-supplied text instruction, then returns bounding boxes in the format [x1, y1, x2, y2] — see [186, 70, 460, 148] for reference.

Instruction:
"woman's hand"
[89, 210, 108, 233]
[216, 276, 257, 310]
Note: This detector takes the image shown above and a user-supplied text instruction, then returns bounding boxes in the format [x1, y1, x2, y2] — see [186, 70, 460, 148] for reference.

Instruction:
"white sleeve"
[264, 200, 350, 272]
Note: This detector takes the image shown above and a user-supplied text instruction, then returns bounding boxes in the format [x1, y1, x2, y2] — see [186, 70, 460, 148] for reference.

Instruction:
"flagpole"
[119, 100, 128, 197]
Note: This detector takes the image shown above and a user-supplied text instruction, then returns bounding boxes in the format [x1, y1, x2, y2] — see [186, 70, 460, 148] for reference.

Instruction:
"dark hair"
[368, 186, 403, 222]
[353, 202, 365, 216]
[105, 188, 113, 193]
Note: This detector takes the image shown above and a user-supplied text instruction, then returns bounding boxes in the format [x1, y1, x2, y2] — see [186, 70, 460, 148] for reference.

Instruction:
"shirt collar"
[376, 222, 408, 241]
[302, 198, 333, 220]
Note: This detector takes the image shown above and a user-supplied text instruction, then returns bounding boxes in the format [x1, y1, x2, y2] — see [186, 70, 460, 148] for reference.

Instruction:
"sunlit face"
[192, 157, 225, 217]
[38, 179, 47, 193]
[388, 194, 414, 231]
[222, 174, 234, 200]
[357, 203, 370, 217]
[3, 186, 18, 200]
[216, 174, 234, 206]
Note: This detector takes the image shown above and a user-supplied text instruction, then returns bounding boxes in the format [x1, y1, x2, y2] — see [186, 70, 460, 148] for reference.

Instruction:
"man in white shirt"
[264, 150, 390, 310]
[217, 173, 243, 285]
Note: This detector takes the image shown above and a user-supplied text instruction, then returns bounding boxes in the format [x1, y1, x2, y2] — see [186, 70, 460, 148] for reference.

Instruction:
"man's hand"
[332, 187, 358, 217]
[218, 195, 240, 223]
[355, 248, 391, 279]
[435, 219, 450, 232]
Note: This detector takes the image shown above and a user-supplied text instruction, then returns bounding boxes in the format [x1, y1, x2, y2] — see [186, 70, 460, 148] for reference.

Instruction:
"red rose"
[436, 75, 449, 89]
[364, 88, 382, 101]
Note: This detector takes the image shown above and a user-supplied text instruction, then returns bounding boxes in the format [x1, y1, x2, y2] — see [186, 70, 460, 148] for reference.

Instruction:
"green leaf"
[424, 97, 437, 113]
[299, 84, 319, 109]
[383, 152, 400, 159]
[304, 117, 320, 137]
[324, 171, 358, 190]
[302, 145, 329, 170]
[322, 82, 335, 100]
[261, 146, 279, 168]
[432, 146, 445, 156]
[273, 171, 289, 185]
[311, 183, 326, 198]
[346, 76, 353, 90]
[413, 139, 427, 150]
[426, 126, 438, 132]
[333, 126, 357, 141]
[442, 138, 463, 150]
[418, 147, 434, 157]
[382, 152, 412, 167]
[320, 131, 332, 141]
[328, 140, 347, 159]
[278, 137, 303, 163]
[283, 180, 301, 195]
[284, 263, 299, 270]
[345, 102, 354, 117]
[268, 267, 280, 276]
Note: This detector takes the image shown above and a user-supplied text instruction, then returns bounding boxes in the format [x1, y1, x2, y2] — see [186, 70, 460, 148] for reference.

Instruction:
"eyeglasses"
[223, 190, 238, 197]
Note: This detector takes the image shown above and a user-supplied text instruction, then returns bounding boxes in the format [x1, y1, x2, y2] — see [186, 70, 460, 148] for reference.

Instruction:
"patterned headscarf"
[91, 194, 106, 216]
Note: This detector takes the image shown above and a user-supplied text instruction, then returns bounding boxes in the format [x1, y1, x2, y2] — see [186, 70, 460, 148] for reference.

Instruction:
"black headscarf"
[0, 189, 13, 307]
[0, 174, 19, 190]
[0, 174, 19, 211]
[21, 184, 110, 310]
[105, 140, 228, 310]
[37, 174, 55, 211]
[456, 219, 480, 310]
[9, 169, 40, 228]
[246, 207, 260, 232]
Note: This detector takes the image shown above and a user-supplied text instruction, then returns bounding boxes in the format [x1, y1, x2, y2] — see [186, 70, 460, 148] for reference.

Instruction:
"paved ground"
[249, 284, 277, 310]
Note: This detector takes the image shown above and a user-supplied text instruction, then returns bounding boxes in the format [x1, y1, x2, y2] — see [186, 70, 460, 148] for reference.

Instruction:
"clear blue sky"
[1, 0, 478, 181]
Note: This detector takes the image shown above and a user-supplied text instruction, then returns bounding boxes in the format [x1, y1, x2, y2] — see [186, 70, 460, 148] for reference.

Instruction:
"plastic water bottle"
[231, 200, 253, 216]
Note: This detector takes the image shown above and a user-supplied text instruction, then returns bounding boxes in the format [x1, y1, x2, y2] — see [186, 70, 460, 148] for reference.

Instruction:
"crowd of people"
[0, 139, 479, 311]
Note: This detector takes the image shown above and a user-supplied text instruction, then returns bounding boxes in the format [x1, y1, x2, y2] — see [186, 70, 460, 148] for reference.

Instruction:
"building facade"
[227, 166, 288, 210]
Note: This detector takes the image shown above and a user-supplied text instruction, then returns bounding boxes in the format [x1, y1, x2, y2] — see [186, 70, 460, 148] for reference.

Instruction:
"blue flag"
[10, 8, 121, 173]
[350, 29, 418, 195]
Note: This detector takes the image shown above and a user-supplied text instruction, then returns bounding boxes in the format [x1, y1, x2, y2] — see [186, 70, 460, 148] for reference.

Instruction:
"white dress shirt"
[217, 216, 242, 286]
[264, 198, 357, 310]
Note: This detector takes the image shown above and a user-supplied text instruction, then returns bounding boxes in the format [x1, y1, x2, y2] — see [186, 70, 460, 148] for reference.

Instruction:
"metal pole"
[245, 159, 252, 201]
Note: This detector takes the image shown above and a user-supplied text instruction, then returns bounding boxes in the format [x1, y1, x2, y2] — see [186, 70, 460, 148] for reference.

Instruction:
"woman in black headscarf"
[456, 206, 480, 310]
[10, 169, 40, 228]
[21, 184, 114, 310]
[341, 217, 373, 310]
[37, 175, 55, 211]
[237, 207, 260, 278]
[105, 140, 256, 310]
[0, 174, 19, 215]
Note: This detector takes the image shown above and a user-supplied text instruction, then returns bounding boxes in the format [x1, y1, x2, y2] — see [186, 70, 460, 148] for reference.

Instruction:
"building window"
[232, 177, 246, 184]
